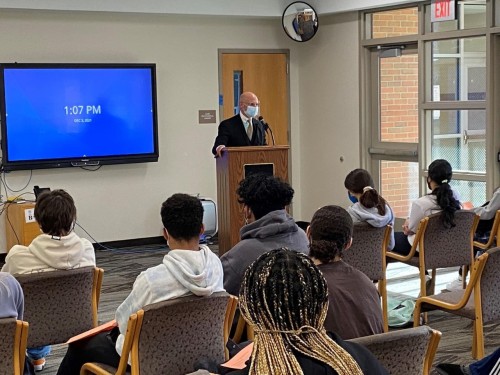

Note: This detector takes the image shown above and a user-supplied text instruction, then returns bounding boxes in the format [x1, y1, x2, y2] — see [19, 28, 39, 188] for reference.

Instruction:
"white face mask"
[246, 105, 259, 118]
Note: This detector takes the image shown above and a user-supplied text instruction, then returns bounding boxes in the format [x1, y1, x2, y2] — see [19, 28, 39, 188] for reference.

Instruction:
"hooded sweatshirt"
[221, 210, 309, 296]
[0, 272, 24, 319]
[114, 245, 224, 357]
[347, 203, 395, 250]
[1, 232, 96, 275]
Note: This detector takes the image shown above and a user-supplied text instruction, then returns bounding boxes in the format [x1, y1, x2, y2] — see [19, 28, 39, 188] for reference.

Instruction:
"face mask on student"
[348, 192, 358, 204]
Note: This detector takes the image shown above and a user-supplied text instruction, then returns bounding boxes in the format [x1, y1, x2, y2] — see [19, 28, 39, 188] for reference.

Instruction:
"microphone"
[258, 116, 275, 146]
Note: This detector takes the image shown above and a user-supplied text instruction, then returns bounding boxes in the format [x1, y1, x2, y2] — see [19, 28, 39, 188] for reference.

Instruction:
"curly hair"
[427, 159, 461, 228]
[308, 205, 353, 263]
[236, 174, 294, 220]
[344, 168, 388, 216]
[239, 248, 362, 375]
[34, 189, 77, 236]
[160, 194, 203, 241]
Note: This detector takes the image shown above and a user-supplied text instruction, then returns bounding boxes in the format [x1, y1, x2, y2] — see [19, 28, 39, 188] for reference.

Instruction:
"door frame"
[217, 48, 293, 182]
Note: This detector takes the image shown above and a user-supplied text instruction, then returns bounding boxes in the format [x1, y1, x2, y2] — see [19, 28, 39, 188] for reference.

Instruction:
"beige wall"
[296, 12, 361, 222]
[0, 9, 360, 251]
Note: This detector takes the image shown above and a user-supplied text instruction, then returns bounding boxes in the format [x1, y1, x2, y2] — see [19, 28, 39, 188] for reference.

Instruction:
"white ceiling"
[0, 0, 421, 16]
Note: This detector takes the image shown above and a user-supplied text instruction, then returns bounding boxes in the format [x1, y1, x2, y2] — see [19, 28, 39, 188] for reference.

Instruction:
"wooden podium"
[216, 146, 289, 255]
[5, 202, 40, 251]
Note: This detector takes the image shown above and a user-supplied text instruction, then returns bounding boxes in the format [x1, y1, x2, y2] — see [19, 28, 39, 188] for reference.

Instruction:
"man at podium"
[212, 91, 267, 157]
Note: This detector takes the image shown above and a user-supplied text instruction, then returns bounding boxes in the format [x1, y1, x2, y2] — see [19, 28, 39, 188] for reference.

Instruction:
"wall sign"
[431, 0, 456, 22]
[198, 110, 216, 124]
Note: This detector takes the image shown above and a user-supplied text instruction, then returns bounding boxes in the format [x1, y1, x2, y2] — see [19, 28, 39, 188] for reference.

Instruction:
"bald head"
[239, 92, 260, 118]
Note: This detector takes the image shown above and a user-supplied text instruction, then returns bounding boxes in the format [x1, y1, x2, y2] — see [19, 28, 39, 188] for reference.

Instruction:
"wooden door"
[220, 53, 289, 146]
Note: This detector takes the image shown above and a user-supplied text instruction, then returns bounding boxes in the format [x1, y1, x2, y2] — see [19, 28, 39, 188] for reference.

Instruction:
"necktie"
[246, 120, 253, 140]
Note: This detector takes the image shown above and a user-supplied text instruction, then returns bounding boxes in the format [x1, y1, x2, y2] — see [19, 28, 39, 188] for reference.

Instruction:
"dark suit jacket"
[212, 114, 267, 155]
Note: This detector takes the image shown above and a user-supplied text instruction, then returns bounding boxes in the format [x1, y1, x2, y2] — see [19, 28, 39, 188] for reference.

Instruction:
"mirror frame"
[282, 1, 319, 42]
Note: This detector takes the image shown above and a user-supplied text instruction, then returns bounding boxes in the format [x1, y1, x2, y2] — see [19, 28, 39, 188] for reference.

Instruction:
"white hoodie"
[347, 203, 395, 250]
[1, 232, 96, 275]
[114, 245, 224, 357]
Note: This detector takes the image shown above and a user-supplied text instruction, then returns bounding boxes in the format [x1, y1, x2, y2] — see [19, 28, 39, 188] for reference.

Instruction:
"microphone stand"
[266, 125, 276, 146]
[258, 117, 275, 146]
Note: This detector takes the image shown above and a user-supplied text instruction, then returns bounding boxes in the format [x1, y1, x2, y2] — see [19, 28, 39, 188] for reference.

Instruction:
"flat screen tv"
[0, 63, 159, 171]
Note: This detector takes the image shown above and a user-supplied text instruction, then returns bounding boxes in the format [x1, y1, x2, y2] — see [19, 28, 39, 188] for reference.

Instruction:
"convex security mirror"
[282, 1, 319, 42]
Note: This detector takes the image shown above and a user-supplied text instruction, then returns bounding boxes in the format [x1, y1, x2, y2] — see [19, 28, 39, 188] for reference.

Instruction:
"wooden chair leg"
[430, 269, 437, 295]
[462, 265, 468, 289]
[473, 317, 485, 360]
[472, 320, 478, 359]
[379, 279, 388, 332]
[413, 301, 422, 328]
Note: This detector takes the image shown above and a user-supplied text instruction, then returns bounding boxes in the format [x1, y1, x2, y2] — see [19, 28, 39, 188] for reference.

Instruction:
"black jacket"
[212, 114, 266, 155]
[223, 332, 388, 375]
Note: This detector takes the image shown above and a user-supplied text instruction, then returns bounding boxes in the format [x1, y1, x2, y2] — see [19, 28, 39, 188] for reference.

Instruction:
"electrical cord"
[74, 221, 168, 254]
[1, 169, 33, 193]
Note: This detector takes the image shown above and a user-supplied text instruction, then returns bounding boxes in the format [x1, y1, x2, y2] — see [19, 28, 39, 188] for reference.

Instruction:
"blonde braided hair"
[239, 248, 363, 375]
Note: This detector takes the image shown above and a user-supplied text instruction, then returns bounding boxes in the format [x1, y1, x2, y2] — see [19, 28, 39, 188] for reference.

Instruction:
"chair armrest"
[386, 218, 428, 262]
[80, 362, 115, 375]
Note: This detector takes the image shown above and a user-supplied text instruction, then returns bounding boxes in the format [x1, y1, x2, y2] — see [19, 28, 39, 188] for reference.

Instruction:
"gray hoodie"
[473, 188, 500, 221]
[114, 245, 224, 357]
[347, 203, 395, 250]
[0, 272, 24, 319]
[221, 210, 309, 296]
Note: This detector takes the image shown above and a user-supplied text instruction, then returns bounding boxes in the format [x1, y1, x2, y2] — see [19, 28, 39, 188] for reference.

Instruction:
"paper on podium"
[220, 342, 254, 370]
[66, 319, 118, 344]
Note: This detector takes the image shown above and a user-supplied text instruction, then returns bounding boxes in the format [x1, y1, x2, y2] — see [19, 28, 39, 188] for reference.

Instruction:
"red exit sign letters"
[431, 0, 456, 22]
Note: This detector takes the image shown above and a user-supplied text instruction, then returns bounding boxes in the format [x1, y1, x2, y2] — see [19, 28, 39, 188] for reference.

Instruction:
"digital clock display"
[64, 105, 102, 116]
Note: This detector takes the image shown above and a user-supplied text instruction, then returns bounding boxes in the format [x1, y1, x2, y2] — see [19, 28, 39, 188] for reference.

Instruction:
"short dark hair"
[34, 189, 77, 236]
[236, 174, 294, 220]
[161, 194, 203, 241]
[308, 205, 353, 263]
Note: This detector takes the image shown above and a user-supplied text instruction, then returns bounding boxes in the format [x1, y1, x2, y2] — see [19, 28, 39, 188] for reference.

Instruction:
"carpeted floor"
[5, 245, 500, 374]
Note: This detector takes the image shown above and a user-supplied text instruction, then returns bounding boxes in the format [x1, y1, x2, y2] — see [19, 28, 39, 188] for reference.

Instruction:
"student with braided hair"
[393, 159, 461, 256]
[344, 168, 395, 249]
[231, 248, 387, 375]
[307, 205, 384, 339]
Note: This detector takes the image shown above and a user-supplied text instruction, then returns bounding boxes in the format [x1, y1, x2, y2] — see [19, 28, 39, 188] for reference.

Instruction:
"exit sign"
[431, 0, 456, 22]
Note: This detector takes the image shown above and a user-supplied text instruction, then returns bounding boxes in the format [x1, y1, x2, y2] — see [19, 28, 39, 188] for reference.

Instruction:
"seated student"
[1, 189, 96, 371]
[220, 173, 309, 296]
[56, 193, 225, 375]
[446, 188, 500, 291]
[0, 272, 24, 323]
[436, 347, 500, 374]
[228, 248, 387, 375]
[0, 272, 34, 375]
[472, 187, 500, 241]
[392, 159, 461, 256]
[307, 205, 384, 339]
[344, 168, 395, 249]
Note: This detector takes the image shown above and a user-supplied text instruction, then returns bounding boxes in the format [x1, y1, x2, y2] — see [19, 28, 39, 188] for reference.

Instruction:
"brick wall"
[372, 8, 419, 217]
[372, 8, 419, 38]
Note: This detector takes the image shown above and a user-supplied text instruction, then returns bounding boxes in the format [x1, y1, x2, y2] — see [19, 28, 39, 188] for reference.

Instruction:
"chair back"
[349, 326, 441, 375]
[479, 247, 500, 324]
[0, 318, 29, 375]
[420, 210, 478, 270]
[131, 292, 229, 374]
[15, 266, 103, 347]
[343, 223, 391, 281]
